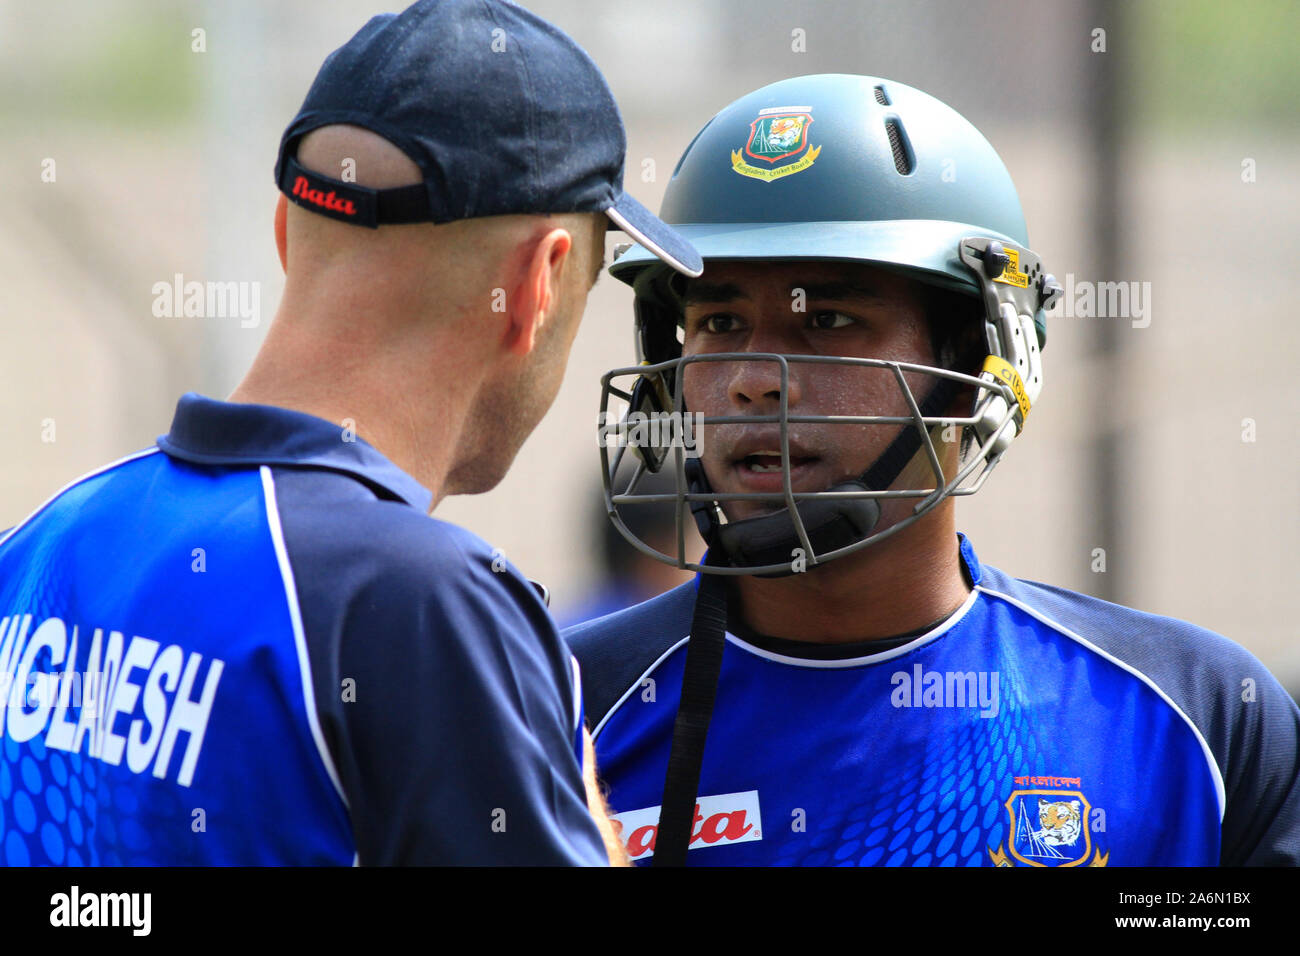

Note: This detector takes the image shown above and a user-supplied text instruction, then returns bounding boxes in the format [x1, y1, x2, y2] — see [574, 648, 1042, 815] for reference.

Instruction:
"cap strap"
[279, 155, 432, 229]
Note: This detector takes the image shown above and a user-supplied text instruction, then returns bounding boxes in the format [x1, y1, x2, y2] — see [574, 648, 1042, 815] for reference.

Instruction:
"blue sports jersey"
[566, 535, 1300, 866]
[0, 393, 607, 865]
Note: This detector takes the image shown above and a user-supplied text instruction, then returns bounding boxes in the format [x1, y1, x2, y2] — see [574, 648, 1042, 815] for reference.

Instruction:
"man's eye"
[702, 314, 739, 333]
[811, 310, 854, 330]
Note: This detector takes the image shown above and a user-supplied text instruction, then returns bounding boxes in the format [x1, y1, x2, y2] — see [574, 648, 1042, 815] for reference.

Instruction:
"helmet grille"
[885, 119, 913, 175]
[873, 84, 890, 106]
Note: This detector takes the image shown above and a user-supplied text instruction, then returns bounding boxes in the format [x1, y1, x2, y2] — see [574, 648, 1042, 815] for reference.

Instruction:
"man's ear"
[274, 194, 289, 274]
[502, 227, 574, 356]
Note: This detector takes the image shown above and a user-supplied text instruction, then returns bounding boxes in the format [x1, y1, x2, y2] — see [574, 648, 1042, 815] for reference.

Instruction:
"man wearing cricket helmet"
[567, 73, 1299, 867]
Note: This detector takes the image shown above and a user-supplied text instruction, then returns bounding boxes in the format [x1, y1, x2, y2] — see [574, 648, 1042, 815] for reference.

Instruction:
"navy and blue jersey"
[566, 535, 1300, 866]
[0, 393, 607, 865]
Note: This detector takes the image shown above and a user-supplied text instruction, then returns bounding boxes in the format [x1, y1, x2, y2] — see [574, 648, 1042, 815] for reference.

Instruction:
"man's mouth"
[736, 451, 819, 474]
[713, 433, 829, 500]
[728, 448, 826, 498]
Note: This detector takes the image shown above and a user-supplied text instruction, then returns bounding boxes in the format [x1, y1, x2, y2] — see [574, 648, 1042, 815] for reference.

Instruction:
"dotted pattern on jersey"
[769, 661, 1042, 867]
[0, 622, 189, 867]
[0, 460, 246, 866]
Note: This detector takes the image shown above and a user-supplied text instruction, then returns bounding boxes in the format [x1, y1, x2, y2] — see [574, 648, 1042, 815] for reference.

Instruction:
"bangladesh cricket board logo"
[987, 784, 1109, 867]
[731, 107, 822, 182]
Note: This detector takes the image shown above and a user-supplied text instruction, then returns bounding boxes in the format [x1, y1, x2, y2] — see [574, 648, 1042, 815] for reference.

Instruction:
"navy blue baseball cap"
[275, 0, 701, 277]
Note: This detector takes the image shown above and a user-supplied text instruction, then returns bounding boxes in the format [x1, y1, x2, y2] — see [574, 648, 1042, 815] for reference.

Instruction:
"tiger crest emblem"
[766, 117, 804, 151]
[990, 787, 1107, 866]
[1035, 799, 1082, 846]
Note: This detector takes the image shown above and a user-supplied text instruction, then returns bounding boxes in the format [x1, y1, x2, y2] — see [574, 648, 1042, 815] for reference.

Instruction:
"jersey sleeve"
[985, 570, 1300, 866]
[564, 580, 698, 735]
[1218, 665, 1300, 866]
[273, 468, 608, 865]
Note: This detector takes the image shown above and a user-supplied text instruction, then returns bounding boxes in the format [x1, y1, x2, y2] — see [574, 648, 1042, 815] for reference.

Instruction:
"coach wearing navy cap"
[0, 0, 696, 866]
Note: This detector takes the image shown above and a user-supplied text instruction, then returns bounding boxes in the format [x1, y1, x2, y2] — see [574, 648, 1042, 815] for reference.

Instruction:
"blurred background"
[1, 0, 1296, 691]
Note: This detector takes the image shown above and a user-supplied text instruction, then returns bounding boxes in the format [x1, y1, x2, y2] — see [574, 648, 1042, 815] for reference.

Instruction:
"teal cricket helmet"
[614, 73, 1032, 306]
[600, 73, 1062, 577]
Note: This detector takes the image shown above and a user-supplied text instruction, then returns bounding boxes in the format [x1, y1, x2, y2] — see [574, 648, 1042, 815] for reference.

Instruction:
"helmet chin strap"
[689, 352, 979, 575]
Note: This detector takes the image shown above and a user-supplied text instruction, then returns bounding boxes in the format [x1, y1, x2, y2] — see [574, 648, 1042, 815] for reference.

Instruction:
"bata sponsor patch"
[610, 789, 762, 861]
[290, 174, 359, 217]
[282, 161, 379, 227]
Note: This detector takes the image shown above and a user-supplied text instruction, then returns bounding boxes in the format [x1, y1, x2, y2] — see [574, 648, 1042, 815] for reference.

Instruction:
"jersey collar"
[156, 393, 433, 512]
[957, 532, 983, 588]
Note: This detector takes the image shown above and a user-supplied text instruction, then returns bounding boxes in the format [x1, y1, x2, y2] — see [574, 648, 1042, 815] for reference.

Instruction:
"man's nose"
[726, 335, 803, 408]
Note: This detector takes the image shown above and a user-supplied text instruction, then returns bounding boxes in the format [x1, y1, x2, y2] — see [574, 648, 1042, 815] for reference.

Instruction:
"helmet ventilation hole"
[873, 85, 890, 106]
[884, 119, 914, 175]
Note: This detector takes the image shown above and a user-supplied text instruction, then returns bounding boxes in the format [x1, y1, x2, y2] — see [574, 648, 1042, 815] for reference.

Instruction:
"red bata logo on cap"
[291, 175, 357, 216]
[610, 790, 762, 861]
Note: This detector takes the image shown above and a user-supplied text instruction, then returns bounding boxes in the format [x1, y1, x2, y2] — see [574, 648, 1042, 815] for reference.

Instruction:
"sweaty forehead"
[681, 260, 919, 307]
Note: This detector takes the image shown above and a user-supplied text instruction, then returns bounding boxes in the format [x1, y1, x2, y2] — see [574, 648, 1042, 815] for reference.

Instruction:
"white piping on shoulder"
[0, 447, 161, 550]
[260, 466, 350, 811]
[976, 584, 1226, 822]
[591, 635, 690, 740]
[570, 655, 584, 737]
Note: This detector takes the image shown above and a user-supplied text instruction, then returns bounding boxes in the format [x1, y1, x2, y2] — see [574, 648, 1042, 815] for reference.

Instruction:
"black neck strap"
[652, 569, 729, 866]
